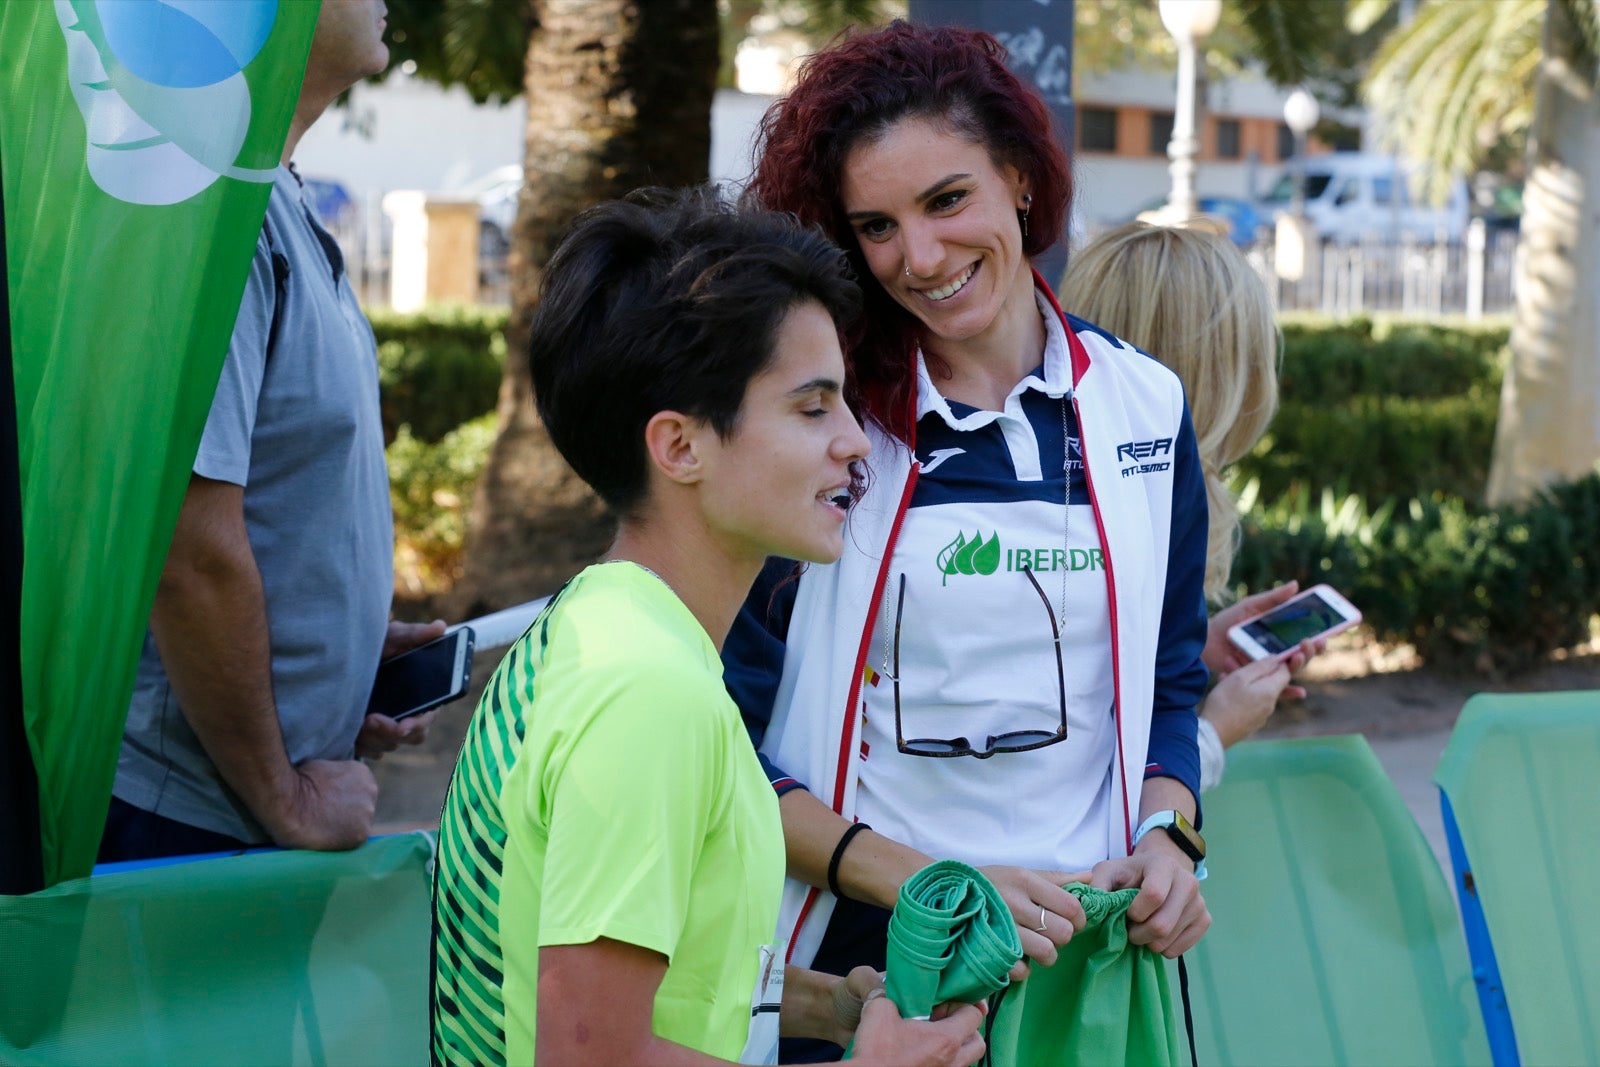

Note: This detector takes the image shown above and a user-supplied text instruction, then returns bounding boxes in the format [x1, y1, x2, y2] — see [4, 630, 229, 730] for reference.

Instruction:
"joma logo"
[1116, 438, 1173, 463]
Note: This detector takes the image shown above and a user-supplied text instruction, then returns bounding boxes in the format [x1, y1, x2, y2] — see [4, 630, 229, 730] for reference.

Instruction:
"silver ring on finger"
[1034, 905, 1049, 933]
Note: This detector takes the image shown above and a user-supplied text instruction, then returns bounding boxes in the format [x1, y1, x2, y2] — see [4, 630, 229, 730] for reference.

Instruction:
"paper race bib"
[740, 941, 785, 1064]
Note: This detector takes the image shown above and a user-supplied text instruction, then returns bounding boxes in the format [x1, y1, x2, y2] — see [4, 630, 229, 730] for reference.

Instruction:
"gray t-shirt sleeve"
[193, 233, 274, 487]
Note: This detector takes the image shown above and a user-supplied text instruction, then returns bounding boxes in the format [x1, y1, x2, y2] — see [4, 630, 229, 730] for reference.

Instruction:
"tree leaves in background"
[382, 0, 532, 103]
[720, 0, 899, 87]
[384, 0, 900, 98]
[1230, 0, 1350, 87]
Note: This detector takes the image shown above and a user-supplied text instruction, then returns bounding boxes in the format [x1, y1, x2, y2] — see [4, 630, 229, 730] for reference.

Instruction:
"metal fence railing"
[329, 202, 1520, 319]
[1243, 223, 1518, 319]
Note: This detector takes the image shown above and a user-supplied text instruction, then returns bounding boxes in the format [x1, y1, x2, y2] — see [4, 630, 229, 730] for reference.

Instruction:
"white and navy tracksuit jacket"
[724, 278, 1209, 970]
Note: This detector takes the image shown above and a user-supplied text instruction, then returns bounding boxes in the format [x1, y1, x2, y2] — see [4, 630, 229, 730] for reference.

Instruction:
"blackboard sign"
[908, 0, 1076, 283]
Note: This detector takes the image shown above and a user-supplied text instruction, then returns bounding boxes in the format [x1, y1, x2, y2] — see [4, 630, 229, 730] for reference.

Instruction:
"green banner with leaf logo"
[1, 0, 320, 887]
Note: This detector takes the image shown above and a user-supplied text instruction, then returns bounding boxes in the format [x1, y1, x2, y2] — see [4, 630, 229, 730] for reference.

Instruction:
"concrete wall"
[294, 73, 525, 201]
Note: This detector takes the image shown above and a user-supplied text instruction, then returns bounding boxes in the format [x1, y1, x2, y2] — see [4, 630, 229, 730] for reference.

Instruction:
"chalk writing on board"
[994, 25, 1072, 107]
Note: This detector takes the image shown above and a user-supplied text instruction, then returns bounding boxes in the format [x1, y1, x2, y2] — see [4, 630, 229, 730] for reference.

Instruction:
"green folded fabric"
[884, 860, 1024, 1017]
[845, 861, 1022, 1061]
[986, 884, 1181, 1067]
[852, 867, 1177, 1066]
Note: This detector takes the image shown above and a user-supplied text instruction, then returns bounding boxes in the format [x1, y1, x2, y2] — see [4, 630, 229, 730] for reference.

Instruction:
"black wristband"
[827, 822, 871, 902]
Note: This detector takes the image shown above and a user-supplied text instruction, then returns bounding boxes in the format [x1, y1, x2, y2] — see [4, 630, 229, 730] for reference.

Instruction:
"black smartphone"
[365, 627, 475, 721]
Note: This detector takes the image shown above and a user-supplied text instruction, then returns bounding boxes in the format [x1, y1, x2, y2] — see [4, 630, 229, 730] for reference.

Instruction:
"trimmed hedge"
[1277, 314, 1506, 402]
[369, 307, 507, 444]
[1238, 386, 1500, 503]
[1233, 315, 1509, 505]
[1230, 473, 1600, 674]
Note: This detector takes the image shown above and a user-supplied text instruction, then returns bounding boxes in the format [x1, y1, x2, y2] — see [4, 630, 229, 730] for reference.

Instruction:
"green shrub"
[369, 306, 507, 443]
[1231, 472, 1600, 674]
[1277, 314, 1506, 402]
[388, 413, 498, 593]
[1224, 316, 1510, 506]
[1238, 386, 1500, 503]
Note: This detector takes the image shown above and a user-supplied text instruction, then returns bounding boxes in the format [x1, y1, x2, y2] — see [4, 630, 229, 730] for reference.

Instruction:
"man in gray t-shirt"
[101, 1, 445, 859]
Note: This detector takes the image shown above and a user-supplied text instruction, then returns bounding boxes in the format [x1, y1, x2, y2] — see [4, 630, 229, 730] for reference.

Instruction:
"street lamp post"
[1275, 87, 1322, 285]
[1158, 0, 1222, 221]
[1283, 87, 1321, 216]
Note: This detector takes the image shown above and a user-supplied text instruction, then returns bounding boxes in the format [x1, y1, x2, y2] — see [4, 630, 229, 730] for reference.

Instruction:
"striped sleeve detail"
[431, 587, 561, 1067]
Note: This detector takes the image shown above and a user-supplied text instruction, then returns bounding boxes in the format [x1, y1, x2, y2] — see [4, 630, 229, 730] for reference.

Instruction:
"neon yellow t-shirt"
[432, 562, 786, 1065]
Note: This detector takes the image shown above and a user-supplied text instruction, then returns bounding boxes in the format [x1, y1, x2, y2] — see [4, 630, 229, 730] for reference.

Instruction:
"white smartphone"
[1226, 584, 1362, 661]
[365, 626, 475, 721]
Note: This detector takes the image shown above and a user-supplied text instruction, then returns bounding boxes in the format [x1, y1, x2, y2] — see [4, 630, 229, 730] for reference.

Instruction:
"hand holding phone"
[1226, 584, 1360, 661]
[365, 626, 475, 722]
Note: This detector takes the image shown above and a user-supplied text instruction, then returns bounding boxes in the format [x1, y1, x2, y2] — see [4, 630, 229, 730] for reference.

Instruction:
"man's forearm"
[149, 480, 296, 833]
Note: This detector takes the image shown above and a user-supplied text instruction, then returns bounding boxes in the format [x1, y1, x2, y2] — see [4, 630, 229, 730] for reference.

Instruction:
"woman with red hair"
[724, 21, 1212, 1059]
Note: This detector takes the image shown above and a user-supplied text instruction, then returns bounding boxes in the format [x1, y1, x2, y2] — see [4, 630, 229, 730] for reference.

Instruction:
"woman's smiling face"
[840, 115, 1035, 352]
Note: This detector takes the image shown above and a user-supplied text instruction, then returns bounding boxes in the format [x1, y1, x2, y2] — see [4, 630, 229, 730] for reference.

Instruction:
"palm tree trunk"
[1487, 0, 1600, 505]
[450, 0, 718, 616]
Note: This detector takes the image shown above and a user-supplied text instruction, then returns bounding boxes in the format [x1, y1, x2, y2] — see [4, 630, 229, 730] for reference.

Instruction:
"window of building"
[1078, 107, 1117, 152]
[1149, 111, 1175, 155]
[1215, 118, 1241, 159]
[1276, 123, 1296, 162]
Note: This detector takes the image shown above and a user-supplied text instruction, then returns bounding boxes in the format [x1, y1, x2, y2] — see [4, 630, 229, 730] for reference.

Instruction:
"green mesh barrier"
[0, 834, 433, 1066]
[1436, 691, 1600, 1066]
[1178, 736, 1489, 1066]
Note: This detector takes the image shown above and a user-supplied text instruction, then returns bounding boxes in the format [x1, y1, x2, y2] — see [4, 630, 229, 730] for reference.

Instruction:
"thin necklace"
[1057, 394, 1070, 631]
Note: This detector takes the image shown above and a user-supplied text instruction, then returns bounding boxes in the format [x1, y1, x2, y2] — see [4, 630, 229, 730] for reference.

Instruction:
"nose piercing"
[904, 265, 911, 277]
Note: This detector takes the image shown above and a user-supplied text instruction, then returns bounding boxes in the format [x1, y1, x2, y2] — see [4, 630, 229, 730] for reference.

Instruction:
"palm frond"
[441, 0, 533, 101]
[1364, 0, 1545, 198]
[1346, 0, 1396, 35]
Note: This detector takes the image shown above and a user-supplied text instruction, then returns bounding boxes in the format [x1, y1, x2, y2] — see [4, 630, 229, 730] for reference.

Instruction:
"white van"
[1259, 152, 1469, 243]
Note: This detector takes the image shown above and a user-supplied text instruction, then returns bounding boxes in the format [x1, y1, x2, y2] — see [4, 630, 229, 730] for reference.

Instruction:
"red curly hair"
[744, 20, 1073, 441]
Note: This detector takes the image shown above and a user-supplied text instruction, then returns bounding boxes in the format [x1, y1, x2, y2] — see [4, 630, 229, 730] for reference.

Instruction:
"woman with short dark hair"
[430, 189, 986, 1067]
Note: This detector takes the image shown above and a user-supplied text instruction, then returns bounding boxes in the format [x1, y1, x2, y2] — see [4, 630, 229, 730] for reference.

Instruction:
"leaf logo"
[936, 530, 1001, 585]
[54, 0, 281, 207]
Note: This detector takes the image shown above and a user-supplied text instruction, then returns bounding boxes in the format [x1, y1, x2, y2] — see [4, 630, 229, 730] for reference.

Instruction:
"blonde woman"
[1062, 220, 1321, 791]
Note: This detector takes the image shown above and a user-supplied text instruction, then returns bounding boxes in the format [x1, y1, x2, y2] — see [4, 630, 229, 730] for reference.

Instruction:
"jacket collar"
[908, 271, 1088, 438]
